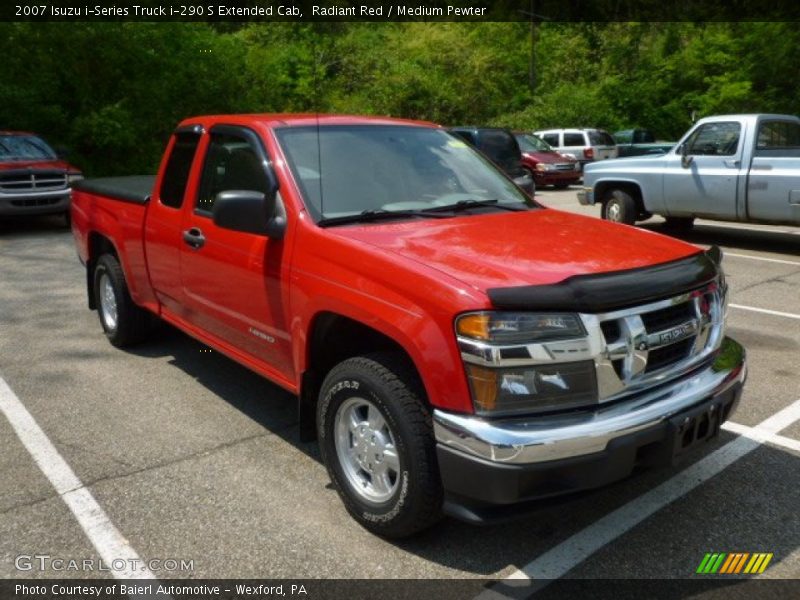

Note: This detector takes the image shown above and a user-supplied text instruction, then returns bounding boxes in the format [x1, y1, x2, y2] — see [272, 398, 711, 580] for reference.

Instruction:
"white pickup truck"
[578, 114, 800, 228]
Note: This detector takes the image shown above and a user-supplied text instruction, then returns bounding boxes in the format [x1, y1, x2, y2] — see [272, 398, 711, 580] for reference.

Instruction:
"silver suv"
[533, 128, 618, 171]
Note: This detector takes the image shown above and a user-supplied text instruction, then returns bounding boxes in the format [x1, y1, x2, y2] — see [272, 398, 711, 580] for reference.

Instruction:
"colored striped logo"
[696, 552, 773, 574]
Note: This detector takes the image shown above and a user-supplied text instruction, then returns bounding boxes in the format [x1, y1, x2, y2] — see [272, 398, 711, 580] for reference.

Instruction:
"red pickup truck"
[1, 130, 83, 223]
[72, 114, 746, 537]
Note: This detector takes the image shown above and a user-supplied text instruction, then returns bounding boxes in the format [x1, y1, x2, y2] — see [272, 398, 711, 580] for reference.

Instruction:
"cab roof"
[178, 113, 440, 130]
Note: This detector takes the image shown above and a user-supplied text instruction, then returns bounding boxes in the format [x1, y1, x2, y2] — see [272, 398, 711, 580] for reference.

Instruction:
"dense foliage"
[1, 22, 798, 175]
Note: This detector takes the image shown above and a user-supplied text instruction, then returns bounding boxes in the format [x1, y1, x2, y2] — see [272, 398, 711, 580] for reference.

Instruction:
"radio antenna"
[313, 34, 324, 218]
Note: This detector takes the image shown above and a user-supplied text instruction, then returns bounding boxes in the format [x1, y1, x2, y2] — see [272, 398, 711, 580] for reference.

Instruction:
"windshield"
[515, 133, 553, 153]
[275, 125, 532, 222]
[0, 135, 57, 161]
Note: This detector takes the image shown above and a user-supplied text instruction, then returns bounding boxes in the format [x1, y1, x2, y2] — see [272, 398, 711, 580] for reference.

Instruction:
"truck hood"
[336, 208, 700, 292]
[0, 159, 77, 172]
[584, 152, 668, 172]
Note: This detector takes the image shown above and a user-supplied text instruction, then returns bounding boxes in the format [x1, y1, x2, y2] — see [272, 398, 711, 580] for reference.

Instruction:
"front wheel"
[601, 189, 638, 225]
[317, 353, 442, 538]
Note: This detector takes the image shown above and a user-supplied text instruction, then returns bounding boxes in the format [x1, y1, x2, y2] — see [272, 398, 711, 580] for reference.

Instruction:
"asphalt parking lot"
[0, 190, 798, 593]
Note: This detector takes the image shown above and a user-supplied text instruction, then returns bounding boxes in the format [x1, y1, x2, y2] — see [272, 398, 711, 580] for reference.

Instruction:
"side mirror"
[212, 189, 286, 239]
[680, 143, 694, 168]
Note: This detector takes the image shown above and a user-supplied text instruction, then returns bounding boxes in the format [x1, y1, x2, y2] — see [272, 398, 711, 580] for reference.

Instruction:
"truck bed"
[72, 176, 155, 204]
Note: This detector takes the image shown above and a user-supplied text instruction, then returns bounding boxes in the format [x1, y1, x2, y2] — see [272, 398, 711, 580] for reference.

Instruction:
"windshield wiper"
[426, 199, 529, 213]
[318, 208, 451, 227]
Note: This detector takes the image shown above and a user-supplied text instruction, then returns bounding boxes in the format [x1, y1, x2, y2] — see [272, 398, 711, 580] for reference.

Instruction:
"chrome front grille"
[585, 284, 723, 401]
[0, 170, 67, 193]
[554, 163, 576, 171]
[458, 282, 726, 406]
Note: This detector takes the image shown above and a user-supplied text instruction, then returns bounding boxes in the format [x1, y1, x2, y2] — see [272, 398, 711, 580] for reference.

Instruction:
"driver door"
[662, 121, 744, 219]
[179, 125, 294, 379]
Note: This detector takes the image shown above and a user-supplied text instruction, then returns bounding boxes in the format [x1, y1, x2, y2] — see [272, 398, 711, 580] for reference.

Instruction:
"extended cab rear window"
[159, 131, 201, 208]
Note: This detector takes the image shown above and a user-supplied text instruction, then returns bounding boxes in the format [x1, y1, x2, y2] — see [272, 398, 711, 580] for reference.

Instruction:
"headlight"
[456, 311, 596, 416]
[68, 173, 83, 184]
[456, 311, 585, 344]
[535, 163, 555, 172]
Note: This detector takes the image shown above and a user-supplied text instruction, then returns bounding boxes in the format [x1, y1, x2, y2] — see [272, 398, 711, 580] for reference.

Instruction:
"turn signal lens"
[464, 365, 498, 412]
[456, 313, 491, 340]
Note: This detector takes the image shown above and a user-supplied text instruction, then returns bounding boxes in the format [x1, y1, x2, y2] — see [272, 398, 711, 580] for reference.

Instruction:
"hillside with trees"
[1, 22, 797, 175]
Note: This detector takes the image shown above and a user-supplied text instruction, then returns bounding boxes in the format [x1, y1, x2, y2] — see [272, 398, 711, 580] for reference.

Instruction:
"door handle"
[723, 159, 741, 168]
[182, 227, 205, 249]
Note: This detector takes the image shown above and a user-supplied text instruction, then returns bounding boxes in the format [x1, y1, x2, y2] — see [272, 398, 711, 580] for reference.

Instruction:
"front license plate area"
[667, 402, 723, 462]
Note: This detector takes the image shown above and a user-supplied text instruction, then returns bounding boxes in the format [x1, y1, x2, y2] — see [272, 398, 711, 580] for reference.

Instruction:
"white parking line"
[479, 398, 800, 598]
[724, 252, 800, 267]
[723, 421, 800, 454]
[729, 304, 800, 321]
[0, 374, 155, 580]
[695, 220, 800, 236]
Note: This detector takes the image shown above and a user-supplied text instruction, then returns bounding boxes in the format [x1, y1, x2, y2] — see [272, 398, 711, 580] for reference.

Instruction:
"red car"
[514, 132, 580, 188]
[71, 114, 744, 537]
[0, 131, 82, 222]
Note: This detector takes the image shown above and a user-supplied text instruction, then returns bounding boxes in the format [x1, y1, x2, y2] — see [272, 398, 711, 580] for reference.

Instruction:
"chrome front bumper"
[434, 337, 746, 466]
[577, 187, 594, 205]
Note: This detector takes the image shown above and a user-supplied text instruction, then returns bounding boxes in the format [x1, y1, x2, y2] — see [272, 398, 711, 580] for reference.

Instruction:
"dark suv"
[448, 127, 535, 196]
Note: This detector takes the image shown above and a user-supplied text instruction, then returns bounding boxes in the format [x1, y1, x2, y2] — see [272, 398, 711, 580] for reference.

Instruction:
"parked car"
[580, 114, 800, 228]
[514, 132, 580, 189]
[448, 127, 535, 195]
[534, 128, 618, 170]
[71, 113, 745, 537]
[614, 128, 676, 157]
[0, 130, 82, 223]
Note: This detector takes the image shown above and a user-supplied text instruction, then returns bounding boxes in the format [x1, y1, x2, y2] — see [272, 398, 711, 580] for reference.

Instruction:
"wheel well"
[595, 181, 645, 214]
[298, 312, 423, 442]
[86, 233, 118, 309]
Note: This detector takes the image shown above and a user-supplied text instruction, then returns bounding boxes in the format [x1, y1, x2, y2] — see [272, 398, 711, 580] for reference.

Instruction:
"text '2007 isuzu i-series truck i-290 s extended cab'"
[71, 114, 746, 538]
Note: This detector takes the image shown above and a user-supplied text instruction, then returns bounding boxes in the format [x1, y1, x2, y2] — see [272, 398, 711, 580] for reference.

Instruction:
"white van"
[533, 128, 618, 171]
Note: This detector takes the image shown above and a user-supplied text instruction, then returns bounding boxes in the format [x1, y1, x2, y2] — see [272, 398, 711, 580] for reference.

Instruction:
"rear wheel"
[554, 182, 571, 189]
[93, 254, 153, 347]
[601, 189, 638, 225]
[317, 353, 442, 538]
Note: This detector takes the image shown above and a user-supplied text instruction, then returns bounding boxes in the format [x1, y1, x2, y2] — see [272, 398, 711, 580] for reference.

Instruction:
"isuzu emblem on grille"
[605, 315, 700, 383]
[658, 322, 696, 345]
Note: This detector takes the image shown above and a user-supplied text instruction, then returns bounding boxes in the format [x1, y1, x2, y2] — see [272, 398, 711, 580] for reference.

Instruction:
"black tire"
[317, 353, 442, 538]
[663, 216, 695, 231]
[93, 254, 153, 347]
[554, 182, 571, 189]
[62, 210, 71, 229]
[601, 188, 638, 225]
